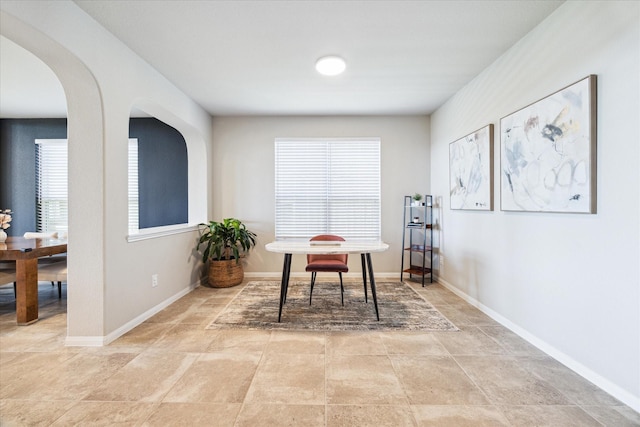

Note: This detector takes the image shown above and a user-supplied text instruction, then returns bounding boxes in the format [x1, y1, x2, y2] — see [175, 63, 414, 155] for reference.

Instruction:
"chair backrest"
[308, 235, 348, 264]
[37, 260, 67, 282]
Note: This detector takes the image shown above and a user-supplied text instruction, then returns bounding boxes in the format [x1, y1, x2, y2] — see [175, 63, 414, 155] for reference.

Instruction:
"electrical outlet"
[152, 274, 158, 287]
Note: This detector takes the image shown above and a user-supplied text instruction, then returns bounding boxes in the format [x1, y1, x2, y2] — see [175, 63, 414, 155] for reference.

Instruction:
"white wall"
[1, 1, 212, 341]
[211, 116, 430, 276]
[430, 1, 639, 409]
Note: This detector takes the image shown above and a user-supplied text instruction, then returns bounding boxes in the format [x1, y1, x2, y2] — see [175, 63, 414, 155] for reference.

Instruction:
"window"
[128, 139, 139, 232]
[35, 139, 68, 234]
[36, 139, 140, 234]
[275, 138, 381, 241]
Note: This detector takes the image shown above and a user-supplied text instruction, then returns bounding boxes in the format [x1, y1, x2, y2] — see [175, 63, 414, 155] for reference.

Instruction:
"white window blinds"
[128, 139, 139, 232]
[35, 139, 68, 234]
[275, 138, 381, 241]
[35, 138, 140, 235]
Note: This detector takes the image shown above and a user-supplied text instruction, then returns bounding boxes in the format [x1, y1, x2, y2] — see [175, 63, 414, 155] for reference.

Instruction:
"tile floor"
[0, 278, 638, 426]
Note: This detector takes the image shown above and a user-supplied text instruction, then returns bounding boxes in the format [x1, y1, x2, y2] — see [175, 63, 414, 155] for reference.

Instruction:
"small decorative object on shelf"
[401, 195, 433, 286]
[0, 209, 12, 243]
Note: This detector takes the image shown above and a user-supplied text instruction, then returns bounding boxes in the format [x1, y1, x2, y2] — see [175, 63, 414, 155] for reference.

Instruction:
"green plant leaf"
[197, 217, 257, 262]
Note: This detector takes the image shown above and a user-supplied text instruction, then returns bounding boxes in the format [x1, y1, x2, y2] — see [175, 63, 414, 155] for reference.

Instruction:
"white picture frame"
[500, 75, 597, 213]
[449, 124, 494, 211]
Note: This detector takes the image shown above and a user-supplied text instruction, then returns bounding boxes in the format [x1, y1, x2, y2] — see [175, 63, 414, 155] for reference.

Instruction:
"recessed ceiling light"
[315, 55, 346, 76]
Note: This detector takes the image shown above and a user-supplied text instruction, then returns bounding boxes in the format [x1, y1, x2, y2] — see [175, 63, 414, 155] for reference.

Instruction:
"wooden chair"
[306, 235, 348, 305]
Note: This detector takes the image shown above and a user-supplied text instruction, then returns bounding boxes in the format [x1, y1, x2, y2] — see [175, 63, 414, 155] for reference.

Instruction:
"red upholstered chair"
[306, 234, 348, 305]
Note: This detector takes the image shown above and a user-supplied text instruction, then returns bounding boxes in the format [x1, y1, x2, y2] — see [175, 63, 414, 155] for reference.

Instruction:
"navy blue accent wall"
[129, 118, 188, 229]
[0, 117, 187, 236]
[0, 119, 67, 236]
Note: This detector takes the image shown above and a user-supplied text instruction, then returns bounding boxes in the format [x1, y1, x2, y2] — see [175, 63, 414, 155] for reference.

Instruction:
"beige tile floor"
[0, 278, 638, 426]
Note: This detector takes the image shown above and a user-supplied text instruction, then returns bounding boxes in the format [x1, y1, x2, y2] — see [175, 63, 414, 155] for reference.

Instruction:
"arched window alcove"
[127, 101, 208, 242]
[128, 116, 188, 232]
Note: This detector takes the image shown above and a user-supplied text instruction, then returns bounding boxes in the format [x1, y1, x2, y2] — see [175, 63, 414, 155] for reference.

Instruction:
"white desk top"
[265, 241, 389, 254]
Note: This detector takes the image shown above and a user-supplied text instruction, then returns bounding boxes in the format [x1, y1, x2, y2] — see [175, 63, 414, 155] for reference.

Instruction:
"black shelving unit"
[400, 194, 433, 286]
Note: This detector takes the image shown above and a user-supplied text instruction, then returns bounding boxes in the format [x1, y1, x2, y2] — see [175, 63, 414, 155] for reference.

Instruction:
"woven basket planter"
[207, 258, 244, 288]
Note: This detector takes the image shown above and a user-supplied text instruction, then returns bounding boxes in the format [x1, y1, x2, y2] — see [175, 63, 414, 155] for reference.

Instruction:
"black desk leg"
[365, 253, 380, 321]
[360, 253, 368, 303]
[278, 253, 292, 322]
[283, 254, 292, 305]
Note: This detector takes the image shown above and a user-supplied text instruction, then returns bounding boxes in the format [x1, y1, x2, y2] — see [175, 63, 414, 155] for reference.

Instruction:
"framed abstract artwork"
[500, 75, 597, 213]
[449, 124, 494, 210]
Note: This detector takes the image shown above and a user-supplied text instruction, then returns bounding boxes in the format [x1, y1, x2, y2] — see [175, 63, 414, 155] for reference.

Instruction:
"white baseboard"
[64, 279, 202, 347]
[436, 276, 640, 413]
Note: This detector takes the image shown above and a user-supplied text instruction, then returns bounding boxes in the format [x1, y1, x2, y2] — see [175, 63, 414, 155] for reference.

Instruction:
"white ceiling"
[1, 0, 564, 118]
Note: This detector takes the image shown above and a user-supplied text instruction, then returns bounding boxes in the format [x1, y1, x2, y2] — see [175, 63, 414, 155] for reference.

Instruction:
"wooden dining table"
[0, 236, 68, 325]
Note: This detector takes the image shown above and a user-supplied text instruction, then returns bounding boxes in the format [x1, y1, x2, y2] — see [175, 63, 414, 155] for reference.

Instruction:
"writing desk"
[0, 237, 68, 325]
[265, 241, 389, 322]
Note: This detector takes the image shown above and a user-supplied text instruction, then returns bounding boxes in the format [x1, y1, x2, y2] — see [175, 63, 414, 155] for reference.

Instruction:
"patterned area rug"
[206, 280, 458, 331]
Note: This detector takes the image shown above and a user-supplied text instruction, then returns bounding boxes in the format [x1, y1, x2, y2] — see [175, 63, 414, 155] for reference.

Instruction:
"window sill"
[127, 223, 199, 242]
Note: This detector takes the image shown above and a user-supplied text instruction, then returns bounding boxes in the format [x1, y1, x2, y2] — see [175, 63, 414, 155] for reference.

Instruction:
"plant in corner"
[412, 193, 423, 206]
[197, 218, 257, 288]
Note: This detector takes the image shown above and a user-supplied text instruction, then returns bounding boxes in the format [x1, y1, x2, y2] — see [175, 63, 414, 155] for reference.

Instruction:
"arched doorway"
[1, 9, 107, 341]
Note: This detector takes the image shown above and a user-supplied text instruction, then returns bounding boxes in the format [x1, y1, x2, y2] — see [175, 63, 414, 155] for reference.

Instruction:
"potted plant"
[412, 193, 423, 206]
[197, 218, 257, 288]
